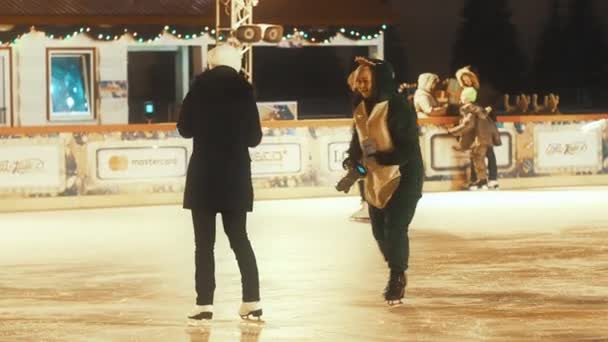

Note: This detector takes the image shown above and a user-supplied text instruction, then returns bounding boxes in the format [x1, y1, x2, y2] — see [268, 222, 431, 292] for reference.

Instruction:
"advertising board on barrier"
[96, 146, 188, 180]
[534, 125, 603, 173]
[428, 132, 470, 173]
[87, 139, 191, 185]
[423, 125, 517, 177]
[0, 141, 64, 191]
[327, 141, 350, 172]
[250, 136, 305, 176]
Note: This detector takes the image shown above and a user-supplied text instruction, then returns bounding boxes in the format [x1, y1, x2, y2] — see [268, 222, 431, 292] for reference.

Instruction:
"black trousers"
[191, 210, 260, 305]
[470, 146, 497, 182]
[369, 190, 420, 273]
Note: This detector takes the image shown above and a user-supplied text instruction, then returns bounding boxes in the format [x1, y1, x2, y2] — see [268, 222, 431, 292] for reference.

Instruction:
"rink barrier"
[1, 113, 608, 135]
[1, 114, 607, 212]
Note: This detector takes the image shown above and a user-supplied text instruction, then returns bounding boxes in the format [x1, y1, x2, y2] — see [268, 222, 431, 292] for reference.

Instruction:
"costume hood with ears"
[348, 56, 397, 103]
[416, 73, 440, 94]
[208, 44, 243, 72]
[455, 66, 480, 89]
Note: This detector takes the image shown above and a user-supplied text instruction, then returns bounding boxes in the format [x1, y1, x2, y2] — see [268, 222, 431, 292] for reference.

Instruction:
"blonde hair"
[347, 58, 375, 92]
[347, 65, 366, 91]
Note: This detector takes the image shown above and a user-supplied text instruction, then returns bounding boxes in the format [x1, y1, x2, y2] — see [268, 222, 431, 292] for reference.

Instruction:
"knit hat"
[460, 87, 478, 104]
[208, 44, 242, 72]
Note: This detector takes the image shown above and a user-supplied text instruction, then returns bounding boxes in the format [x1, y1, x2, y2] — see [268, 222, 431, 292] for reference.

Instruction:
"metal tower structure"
[216, 0, 258, 82]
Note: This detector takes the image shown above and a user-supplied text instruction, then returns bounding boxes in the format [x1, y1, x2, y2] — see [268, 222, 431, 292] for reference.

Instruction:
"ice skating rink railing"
[1, 113, 607, 211]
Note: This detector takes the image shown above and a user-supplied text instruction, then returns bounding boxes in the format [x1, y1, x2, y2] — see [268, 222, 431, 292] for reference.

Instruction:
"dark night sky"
[389, 0, 608, 80]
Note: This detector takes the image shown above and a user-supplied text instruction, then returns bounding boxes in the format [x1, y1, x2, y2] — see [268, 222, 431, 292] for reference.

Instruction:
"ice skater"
[448, 85, 501, 190]
[177, 43, 263, 323]
[455, 66, 500, 190]
[337, 57, 424, 305]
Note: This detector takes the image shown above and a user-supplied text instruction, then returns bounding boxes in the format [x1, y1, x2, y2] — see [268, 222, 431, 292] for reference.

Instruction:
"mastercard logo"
[108, 155, 129, 171]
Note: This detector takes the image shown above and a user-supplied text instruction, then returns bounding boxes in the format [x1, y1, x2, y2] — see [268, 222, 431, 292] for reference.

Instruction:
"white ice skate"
[187, 305, 213, 325]
[469, 180, 489, 191]
[239, 301, 263, 321]
[350, 201, 370, 223]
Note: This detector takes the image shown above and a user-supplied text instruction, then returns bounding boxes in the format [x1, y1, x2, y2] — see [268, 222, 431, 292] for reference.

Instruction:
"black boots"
[383, 271, 406, 305]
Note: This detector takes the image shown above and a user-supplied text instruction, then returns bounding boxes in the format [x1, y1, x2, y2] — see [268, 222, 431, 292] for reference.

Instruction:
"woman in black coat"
[177, 44, 263, 322]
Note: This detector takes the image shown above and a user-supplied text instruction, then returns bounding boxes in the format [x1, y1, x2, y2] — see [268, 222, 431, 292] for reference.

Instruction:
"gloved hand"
[336, 160, 367, 193]
[336, 170, 359, 193]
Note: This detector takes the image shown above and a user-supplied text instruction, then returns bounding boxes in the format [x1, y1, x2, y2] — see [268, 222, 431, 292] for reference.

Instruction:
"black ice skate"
[239, 301, 263, 321]
[383, 272, 406, 306]
[187, 305, 213, 325]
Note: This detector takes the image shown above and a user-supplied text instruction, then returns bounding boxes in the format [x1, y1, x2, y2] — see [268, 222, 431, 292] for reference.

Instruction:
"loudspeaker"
[260, 25, 283, 43]
[234, 25, 262, 43]
[234, 24, 284, 43]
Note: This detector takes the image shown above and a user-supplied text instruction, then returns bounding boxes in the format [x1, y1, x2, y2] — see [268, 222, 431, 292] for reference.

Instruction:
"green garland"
[0, 25, 387, 45]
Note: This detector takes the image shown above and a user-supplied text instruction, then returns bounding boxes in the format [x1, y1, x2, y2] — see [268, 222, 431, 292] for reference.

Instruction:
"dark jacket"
[347, 59, 424, 199]
[449, 103, 501, 150]
[177, 66, 262, 212]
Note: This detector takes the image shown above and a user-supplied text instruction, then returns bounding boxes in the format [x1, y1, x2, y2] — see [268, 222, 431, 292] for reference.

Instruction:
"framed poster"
[0, 47, 12, 126]
[257, 101, 297, 121]
[46, 48, 97, 122]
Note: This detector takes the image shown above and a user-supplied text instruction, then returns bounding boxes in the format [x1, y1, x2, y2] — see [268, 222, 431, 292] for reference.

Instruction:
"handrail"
[1, 113, 607, 135]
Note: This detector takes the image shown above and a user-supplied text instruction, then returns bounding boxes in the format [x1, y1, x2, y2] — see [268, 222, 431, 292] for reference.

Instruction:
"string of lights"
[0, 25, 387, 45]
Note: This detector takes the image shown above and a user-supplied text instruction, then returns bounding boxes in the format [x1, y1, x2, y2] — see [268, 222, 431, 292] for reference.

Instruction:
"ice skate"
[239, 301, 263, 321]
[350, 201, 370, 223]
[469, 180, 488, 191]
[383, 272, 406, 306]
[488, 180, 499, 190]
[462, 181, 477, 191]
[187, 305, 213, 325]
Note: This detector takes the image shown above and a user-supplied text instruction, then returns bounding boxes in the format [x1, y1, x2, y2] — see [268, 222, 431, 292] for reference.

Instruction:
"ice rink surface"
[1, 187, 607, 341]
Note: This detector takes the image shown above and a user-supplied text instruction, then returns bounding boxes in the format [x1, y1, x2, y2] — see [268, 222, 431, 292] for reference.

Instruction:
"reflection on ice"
[1, 189, 608, 341]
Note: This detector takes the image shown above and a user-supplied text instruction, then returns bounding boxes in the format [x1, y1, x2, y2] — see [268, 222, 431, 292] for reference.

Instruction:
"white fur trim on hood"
[455, 66, 480, 89]
[208, 44, 242, 72]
